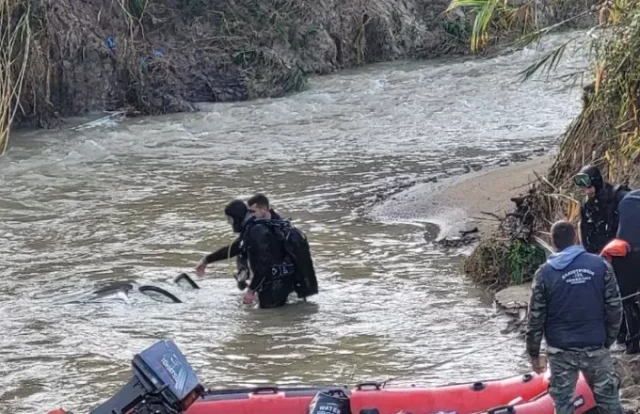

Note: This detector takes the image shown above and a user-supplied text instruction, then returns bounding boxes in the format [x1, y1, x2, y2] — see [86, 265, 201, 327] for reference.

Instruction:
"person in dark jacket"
[601, 190, 640, 354]
[194, 195, 281, 290]
[526, 220, 623, 414]
[574, 164, 630, 254]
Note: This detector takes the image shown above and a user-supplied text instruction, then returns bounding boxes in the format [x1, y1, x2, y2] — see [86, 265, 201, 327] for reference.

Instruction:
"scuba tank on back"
[267, 218, 319, 299]
[242, 218, 319, 299]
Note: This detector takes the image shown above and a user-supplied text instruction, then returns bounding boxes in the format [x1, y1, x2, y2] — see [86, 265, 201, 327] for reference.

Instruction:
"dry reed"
[0, 0, 31, 154]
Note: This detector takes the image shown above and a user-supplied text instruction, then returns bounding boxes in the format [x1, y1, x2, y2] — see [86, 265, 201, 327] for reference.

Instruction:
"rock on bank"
[15, 0, 595, 128]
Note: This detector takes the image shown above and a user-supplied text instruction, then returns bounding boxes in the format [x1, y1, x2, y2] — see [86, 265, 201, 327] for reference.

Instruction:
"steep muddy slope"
[15, 0, 594, 128]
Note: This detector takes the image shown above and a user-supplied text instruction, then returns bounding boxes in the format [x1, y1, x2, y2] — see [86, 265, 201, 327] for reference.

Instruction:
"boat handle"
[252, 387, 279, 394]
[355, 382, 381, 391]
[487, 406, 515, 414]
[521, 373, 533, 382]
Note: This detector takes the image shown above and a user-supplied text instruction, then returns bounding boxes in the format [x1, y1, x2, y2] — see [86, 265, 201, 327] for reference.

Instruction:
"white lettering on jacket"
[561, 268, 595, 285]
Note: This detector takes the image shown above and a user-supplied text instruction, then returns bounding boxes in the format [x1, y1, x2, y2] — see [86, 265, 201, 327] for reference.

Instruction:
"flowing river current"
[0, 34, 588, 413]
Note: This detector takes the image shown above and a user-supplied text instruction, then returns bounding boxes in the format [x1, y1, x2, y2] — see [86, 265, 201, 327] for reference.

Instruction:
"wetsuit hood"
[579, 164, 604, 192]
[224, 200, 250, 233]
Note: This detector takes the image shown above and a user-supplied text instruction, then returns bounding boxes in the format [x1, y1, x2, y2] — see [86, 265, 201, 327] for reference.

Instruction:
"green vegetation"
[508, 240, 547, 284]
[463, 236, 547, 290]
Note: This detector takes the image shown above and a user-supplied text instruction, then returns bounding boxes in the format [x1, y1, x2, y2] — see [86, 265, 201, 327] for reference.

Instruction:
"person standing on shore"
[526, 220, 623, 414]
[601, 189, 640, 354]
[574, 164, 631, 346]
[574, 164, 630, 254]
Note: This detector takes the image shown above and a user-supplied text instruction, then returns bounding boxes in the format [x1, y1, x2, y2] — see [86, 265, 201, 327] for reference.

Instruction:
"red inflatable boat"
[44, 341, 599, 414]
[186, 372, 598, 414]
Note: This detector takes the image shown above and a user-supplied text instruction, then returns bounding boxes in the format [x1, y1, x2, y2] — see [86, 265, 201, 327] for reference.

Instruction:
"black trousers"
[612, 253, 640, 347]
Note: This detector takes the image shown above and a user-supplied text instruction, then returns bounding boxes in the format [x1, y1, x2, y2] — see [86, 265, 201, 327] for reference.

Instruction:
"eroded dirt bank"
[7, 0, 596, 130]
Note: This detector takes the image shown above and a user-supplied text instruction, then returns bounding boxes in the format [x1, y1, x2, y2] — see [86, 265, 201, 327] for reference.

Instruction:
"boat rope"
[621, 290, 640, 301]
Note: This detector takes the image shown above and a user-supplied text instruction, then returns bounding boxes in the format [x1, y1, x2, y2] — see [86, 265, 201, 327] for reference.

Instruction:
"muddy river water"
[0, 34, 587, 413]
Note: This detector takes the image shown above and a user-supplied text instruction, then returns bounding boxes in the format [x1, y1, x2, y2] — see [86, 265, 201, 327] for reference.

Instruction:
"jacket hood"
[547, 245, 586, 270]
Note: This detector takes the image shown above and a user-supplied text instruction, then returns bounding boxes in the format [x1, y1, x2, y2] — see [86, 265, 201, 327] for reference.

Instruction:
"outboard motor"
[91, 339, 204, 414]
[48, 339, 204, 414]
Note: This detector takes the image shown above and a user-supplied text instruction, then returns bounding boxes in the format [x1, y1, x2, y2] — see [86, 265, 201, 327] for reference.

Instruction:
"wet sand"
[435, 154, 555, 235]
[372, 153, 555, 238]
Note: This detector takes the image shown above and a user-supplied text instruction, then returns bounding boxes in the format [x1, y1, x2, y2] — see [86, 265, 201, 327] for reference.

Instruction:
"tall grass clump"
[0, 0, 31, 155]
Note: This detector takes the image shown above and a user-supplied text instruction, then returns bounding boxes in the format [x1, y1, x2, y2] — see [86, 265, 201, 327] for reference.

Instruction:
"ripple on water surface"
[0, 33, 588, 413]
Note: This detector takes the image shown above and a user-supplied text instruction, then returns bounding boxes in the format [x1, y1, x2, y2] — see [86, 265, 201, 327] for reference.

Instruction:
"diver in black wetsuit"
[194, 194, 281, 290]
[575, 165, 630, 254]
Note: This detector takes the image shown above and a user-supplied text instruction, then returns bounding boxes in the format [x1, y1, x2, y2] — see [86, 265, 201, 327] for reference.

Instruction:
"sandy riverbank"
[371, 152, 555, 238]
